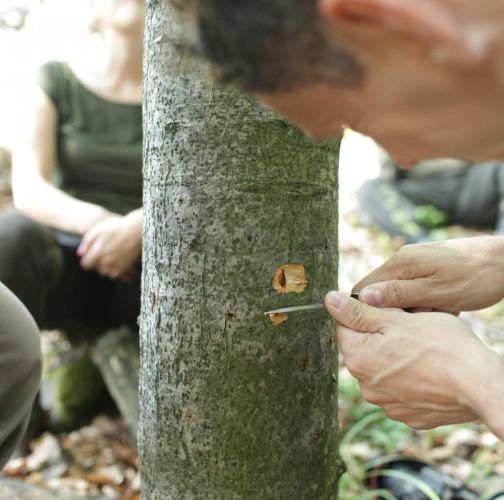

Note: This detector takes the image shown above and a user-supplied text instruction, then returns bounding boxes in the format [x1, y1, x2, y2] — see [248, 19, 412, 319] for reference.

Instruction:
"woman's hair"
[191, 0, 364, 91]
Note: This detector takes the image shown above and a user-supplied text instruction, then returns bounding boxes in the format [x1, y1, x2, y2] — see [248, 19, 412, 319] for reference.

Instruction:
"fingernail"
[76, 245, 84, 257]
[360, 286, 382, 306]
[325, 291, 348, 311]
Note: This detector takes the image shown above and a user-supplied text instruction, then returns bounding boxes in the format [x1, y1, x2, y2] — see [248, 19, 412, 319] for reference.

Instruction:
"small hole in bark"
[279, 269, 286, 288]
[311, 431, 321, 441]
[149, 291, 157, 310]
[226, 306, 237, 321]
[300, 357, 309, 371]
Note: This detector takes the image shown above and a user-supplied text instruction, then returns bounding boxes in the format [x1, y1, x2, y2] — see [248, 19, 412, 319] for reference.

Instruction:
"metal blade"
[264, 303, 325, 315]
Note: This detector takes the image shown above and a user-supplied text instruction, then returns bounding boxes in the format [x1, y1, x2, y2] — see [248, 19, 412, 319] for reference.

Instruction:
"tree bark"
[140, 1, 343, 498]
[91, 326, 139, 441]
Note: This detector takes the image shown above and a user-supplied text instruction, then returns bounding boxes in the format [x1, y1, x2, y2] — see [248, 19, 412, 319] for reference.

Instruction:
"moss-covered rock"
[40, 330, 107, 431]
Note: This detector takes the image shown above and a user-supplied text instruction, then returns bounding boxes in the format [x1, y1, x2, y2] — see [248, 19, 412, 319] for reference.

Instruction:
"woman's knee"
[0, 283, 41, 468]
[0, 283, 41, 385]
[0, 282, 41, 406]
[0, 212, 49, 259]
[0, 212, 62, 283]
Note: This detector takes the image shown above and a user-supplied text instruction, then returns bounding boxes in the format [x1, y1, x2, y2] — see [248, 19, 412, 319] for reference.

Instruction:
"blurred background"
[0, 2, 141, 498]
[0, 0, 91, 145]
[339, 133, 504, 499]
[0, 2, 503, 499]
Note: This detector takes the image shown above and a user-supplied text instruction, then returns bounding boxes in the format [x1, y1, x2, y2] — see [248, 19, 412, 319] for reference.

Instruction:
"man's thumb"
[357, 279, 426, 309]
[325, 291, 389, 332]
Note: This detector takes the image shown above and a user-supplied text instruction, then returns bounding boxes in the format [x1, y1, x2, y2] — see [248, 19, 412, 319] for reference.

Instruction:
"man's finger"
[352, 261, 398, 296]
[325, 291, 394, 333]
[355, 279, 430, 309]
[406, 306, 460, 316]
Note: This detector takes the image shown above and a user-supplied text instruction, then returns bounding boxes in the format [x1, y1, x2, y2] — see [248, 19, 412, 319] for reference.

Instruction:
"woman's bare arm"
[11, 85, 117, 235]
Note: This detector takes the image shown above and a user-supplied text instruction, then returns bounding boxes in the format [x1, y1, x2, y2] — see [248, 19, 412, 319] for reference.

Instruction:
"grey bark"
[0, 478, 82, 500]
[91, 326, 139, 440]
[139, 2, 342, 498]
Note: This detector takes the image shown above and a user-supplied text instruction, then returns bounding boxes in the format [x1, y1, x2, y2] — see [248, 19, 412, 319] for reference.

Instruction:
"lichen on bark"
[140, 1, 343, 498]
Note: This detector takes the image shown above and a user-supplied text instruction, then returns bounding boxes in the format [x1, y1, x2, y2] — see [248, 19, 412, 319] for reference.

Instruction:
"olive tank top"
[37, 61, 143, 215]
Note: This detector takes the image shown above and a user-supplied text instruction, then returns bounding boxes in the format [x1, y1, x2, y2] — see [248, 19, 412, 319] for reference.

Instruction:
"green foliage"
[338, 372, 412, 497]
[391, 211, 423, 237]
[337, 368, 499, 499]
[413, 205, 449, 228]
[44, 354, 106, 430]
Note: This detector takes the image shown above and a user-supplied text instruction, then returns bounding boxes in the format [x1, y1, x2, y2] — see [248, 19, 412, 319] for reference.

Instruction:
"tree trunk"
[140, 2, 342, 498]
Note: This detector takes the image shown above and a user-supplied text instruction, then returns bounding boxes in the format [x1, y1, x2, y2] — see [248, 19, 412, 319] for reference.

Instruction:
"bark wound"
[268, 313, 288, 326]
[183, 407, 198, 424]
[272, 264, 309, 294]
[269, 264, 309, 326]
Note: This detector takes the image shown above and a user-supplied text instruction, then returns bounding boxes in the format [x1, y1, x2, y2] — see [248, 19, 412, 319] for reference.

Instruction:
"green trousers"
[0, 282, 41, 468]
[358, 162, 504, 243]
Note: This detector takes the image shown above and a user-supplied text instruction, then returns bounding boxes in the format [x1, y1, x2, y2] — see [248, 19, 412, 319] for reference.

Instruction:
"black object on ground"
[366, 456, 480, 500]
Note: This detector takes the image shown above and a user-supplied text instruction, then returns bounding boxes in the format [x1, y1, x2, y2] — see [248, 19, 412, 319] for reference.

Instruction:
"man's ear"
[318, 0, 485, 66]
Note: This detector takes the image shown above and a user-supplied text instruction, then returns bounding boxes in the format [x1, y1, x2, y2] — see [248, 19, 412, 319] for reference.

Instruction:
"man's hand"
[78, 214, 142, 282]
[325, 291, 504, 437]
[353, 236, 504, 313]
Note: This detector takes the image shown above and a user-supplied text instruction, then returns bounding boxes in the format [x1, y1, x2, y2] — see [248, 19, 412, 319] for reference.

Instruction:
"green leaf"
[341, 411, 386, 446]
[369, 469, 442, 500]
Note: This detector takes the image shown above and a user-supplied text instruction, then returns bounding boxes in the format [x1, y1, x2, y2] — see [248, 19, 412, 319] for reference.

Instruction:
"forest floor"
[1, 133, 503, 498]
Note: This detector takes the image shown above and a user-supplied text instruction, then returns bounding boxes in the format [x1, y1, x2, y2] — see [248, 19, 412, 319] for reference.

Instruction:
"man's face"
[257, 63, 504, 165]
[251, 0, 504, 164]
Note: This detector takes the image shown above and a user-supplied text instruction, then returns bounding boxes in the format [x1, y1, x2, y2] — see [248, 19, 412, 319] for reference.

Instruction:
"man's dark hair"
[192, 0, 364, 92]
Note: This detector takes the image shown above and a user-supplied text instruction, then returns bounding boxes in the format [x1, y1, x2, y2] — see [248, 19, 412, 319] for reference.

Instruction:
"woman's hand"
[78, 211, 142, 282]
[325, 292, 504, 438]
[353, 236, 504, 313]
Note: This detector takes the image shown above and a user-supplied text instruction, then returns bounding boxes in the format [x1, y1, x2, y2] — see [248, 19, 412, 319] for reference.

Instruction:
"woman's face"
[91, 0, 144, 35]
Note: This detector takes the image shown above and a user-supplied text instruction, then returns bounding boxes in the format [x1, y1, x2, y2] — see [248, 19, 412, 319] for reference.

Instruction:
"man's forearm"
[457, 348, 504, 439]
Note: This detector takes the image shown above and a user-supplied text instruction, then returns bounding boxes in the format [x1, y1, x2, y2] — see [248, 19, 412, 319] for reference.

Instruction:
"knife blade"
[264, 303, 325, 315]
[264, 293, 359, 315]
